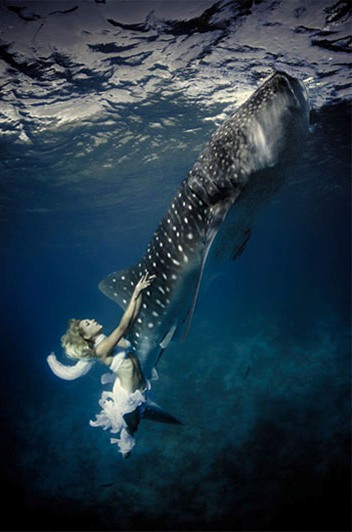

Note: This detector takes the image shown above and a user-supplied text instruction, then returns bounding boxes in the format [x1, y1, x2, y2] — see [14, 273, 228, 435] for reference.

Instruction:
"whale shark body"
[99, 71, 309, 379]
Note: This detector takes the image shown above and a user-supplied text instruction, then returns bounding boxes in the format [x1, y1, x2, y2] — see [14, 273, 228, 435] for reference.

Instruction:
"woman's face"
[79, 319, 103, 340]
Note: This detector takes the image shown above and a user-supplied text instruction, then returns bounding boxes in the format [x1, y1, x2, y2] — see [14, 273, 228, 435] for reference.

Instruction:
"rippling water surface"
[0, 1, 351, 531]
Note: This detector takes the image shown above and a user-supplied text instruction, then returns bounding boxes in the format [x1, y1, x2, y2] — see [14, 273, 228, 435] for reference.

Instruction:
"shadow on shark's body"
[100, 71, 309, 388]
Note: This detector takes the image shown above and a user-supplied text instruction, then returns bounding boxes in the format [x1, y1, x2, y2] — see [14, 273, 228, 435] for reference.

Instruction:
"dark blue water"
[0, 1, 351, 531]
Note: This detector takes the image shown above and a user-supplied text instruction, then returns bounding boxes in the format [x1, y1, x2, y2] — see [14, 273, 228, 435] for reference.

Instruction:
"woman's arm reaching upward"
[95, 273, 155, 362]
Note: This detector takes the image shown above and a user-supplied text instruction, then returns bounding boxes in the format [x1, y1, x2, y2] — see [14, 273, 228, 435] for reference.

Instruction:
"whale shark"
[99, 71, 309, 380]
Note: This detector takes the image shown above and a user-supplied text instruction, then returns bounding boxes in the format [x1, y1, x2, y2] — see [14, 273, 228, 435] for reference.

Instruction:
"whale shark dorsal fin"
[99, 266, 139, 310]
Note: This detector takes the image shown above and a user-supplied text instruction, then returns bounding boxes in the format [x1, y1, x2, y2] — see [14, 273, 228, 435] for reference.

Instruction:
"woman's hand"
[99, 273, 156, 358]
[134, 272, 156, 298]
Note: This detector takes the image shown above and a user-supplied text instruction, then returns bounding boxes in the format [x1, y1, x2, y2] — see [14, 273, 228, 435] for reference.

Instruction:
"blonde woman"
[47, 272, 156, 458]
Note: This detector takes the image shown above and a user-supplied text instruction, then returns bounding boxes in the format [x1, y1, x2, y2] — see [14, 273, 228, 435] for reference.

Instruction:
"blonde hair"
[61, 319, 95, 360]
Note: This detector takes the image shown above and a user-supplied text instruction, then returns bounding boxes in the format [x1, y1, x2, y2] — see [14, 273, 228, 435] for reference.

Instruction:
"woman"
[47, 272, 156, 458]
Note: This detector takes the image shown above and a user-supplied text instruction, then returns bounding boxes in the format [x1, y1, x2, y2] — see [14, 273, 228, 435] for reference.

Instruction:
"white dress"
[89, 334, 149, 457]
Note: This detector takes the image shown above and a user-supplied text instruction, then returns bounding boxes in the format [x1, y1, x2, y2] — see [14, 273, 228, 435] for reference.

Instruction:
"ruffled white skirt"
[89, 375, 147, 456]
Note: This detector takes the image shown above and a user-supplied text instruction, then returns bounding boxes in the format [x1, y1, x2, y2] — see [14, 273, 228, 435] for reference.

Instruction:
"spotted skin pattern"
[99, 71, 309, 378]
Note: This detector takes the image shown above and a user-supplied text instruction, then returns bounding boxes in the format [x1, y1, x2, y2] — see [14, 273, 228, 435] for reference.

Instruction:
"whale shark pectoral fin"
[159, 322, 178, 349]
[233, 228, 252, 260]
[99, 266, 140, 310]
[151, 367, 159, 381]
[181, 229, 217, 342]
[150, 323, 179, 370]
[182, 196, 240, 341]
[143, 399, 182, 425]
[181, 227, 221, 342]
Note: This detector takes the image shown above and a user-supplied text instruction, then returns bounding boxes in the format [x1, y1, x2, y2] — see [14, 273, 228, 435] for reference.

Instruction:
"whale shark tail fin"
[143, 399, 182, 425]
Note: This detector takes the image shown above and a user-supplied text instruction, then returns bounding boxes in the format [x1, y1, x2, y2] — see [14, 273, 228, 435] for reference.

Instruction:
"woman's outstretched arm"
[95, 273, 155, 360]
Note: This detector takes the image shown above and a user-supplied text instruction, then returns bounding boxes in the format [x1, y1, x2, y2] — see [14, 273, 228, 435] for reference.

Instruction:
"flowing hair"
[61, 319, 95, 360]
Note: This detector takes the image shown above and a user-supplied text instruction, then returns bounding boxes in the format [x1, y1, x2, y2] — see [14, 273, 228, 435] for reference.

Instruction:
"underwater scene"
[0, 1, 351, 531]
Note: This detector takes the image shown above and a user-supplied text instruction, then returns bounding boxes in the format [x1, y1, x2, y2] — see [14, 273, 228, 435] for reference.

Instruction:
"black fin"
[143, 400, 182, 425]
[233, 229, 252, 260]
[182, 197, 237, 341]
